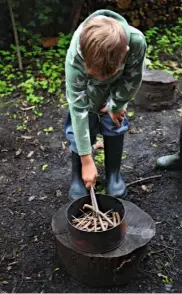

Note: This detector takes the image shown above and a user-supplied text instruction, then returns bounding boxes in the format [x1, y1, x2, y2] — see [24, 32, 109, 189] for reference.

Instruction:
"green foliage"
[96, 184, 107, 194]
[0, 17, 182, 131]
[0, 33, 71, 117]
[43, 126, 54, 134]
[145, 17, 182, 78]
[95, 150, 105, 165]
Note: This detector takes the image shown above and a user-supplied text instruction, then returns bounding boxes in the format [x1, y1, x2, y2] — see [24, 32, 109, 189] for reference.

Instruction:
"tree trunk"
[70, 0, 85, 33]
[7, 0, 23, 70]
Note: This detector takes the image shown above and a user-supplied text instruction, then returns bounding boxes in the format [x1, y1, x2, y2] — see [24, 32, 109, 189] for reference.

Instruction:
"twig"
[158, 244, 180, 250]
[115, 212, 121, 224]
[98, 215, 106, 231]
[112, 212, 116, 226]
[126, 175, 162, 187]
[7, 0, 23, 70]
[90, 187, 99, 213]
[83, 204, 114, 226]
[13, 272, 24, 293]
[0, 240, 7, 265]
[148, 248, 166, 255]
[93, 217, 97, 232]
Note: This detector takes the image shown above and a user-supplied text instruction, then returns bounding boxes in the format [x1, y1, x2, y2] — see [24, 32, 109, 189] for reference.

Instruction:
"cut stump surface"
[135, 69, 176, 110]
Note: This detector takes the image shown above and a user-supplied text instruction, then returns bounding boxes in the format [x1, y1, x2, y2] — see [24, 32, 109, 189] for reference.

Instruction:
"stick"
[98, 215, 106, 231]
[112, 212, 116, 226]
[93, 217, 97, 232]
[83, 204, 114, 226]
[7, 0, 23, 70]
[115, 212, 121, 224]
[126, 175, 162, 187]
[80, 220, 91, 230]
[103, 221, 109, 230]
[75, 218, 89, 228]
[90, 187, 99, 213]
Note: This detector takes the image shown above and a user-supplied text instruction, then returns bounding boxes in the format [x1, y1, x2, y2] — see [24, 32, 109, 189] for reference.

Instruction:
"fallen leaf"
[128, 110, 135, 118]
[141, 184, 152, 192]
[28, 196, 36, 202]
[21, 135, 33, 140]
[158, 273, 170, 284]
[122, 153, 127, 159]
[62, 142, 66, 150]
[129, 129, 140, 134]
[123, 165, 133, 169]
[141, 185, 148, 191]
[15, 149, 22, 156]
[0, 281, 9, 285]
[41, 36, 60, 48]
[7, 266, 12, 271]
[39, 145, 45, 151]
[42, 164, 48, 171]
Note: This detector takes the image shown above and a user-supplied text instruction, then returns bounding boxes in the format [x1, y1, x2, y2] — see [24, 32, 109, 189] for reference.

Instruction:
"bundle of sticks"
[72, 204, 121, 232]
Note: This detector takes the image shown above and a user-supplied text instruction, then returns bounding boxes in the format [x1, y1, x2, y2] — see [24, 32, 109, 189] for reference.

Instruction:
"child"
[65, 9, 147, 200]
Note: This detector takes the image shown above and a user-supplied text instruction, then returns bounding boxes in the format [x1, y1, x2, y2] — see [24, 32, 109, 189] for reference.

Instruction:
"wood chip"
[27, 150, 34, 159]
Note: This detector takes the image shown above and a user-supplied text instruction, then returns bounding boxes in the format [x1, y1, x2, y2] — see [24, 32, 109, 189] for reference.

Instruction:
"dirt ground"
[0, 80, 182, 293]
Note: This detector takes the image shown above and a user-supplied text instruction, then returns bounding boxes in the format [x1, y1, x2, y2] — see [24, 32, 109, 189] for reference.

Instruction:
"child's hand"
[100, 107, 127, 127]
[81, 155, 98, 188]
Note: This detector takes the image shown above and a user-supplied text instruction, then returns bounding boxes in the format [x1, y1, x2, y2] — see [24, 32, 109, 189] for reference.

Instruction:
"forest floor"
[0, 79, 182, 293]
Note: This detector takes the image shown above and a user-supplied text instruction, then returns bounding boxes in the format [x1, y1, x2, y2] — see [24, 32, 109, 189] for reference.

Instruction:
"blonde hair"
[80, 16, 128, 78]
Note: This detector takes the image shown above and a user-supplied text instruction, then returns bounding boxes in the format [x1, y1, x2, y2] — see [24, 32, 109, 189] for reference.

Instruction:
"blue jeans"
[64, 112, 129, 154]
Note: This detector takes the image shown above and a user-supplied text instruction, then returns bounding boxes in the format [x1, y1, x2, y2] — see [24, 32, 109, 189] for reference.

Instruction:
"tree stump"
[135, 69, 176, 111]
[52, 199, 156, 287]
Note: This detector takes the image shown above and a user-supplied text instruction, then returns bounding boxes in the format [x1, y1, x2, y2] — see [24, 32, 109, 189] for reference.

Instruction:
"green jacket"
[65, 9, 147, 155]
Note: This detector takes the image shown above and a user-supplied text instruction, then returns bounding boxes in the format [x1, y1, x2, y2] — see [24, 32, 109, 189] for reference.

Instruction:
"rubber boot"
[157, 117, 182, 170]
[104, 135, 127, 197]
[156, 152, 182, 170]
[68, 152, 88, 200]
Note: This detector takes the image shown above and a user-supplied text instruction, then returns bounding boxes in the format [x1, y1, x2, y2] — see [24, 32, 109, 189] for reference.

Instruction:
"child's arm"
[65, 52, 98, 188]
[106, 34, 147, 113]
[65, 52, 92, 156]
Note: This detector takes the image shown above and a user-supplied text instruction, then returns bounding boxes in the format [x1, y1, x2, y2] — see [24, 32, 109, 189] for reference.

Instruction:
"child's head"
[80, 16, 129, 80]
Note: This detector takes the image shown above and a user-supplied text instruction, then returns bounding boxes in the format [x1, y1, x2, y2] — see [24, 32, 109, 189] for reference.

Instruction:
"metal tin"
[67, 194, 126, 253]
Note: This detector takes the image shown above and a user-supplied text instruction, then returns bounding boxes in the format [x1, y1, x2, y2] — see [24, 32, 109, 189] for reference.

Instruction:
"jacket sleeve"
[106, 34, 147, 113]
[65, 51, 92, 156]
